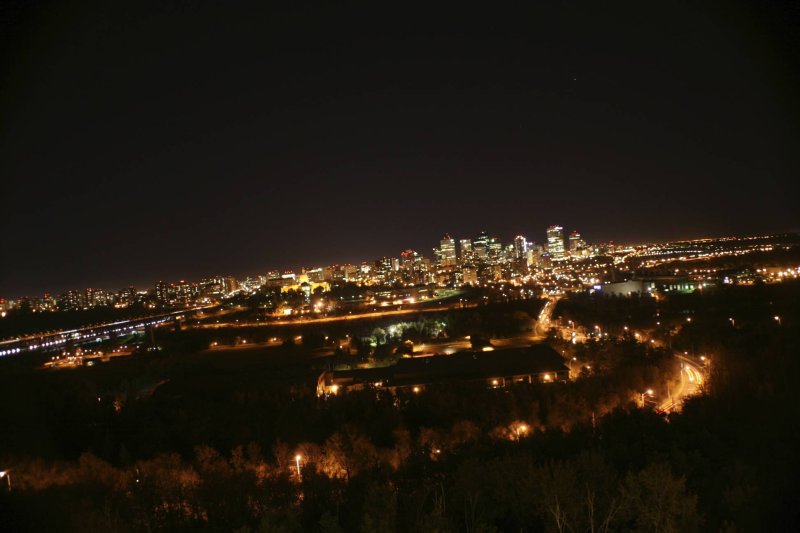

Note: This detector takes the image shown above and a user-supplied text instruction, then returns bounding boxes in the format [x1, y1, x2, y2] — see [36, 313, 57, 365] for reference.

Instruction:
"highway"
[0, 306, 213, 357]
[658, 354, 705, 412]
[192, 302, 477, 330]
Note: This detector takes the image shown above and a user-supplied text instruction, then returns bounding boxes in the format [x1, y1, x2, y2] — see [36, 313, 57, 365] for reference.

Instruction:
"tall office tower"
[569, 230, 582, 255]
[438, 234, 457, 268]
[503, 243, 515, 261]
[459, 238, 472, 261]
[487, 238, 502, 264]
[473, 231, 489, 262]
[546, 225, 566, 261]
[223, 276, 239, 294]
[514, 235, 528, 259]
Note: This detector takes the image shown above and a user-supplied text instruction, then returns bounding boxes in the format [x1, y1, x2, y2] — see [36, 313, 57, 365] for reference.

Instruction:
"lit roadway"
[198, 298, 557, 358]
[192, 302, 478, 330]
[534, 295, 560, 336]
[415, 296, 557, 356]
[0, 306, 214, 357]
[658, 354, 705, 412]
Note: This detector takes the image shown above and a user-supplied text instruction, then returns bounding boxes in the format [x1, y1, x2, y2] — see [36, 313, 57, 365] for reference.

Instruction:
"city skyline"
[1, 4, 798, 529]
[2, 2, 798, 299]
[1, 226, 793, 301]
[0, 224, 578, 299]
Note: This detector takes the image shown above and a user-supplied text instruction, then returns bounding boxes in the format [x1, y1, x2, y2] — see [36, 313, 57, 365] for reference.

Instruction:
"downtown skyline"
[2, 2, 798, 299]
[1, 226, 793, 301]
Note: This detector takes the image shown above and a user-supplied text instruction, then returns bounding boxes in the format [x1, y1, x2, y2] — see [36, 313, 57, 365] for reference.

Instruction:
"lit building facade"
[547, 225, 566, 262]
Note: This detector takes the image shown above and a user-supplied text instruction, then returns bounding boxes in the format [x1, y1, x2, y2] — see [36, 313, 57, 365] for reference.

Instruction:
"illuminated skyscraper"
[487, 237, 502, 265]
[459, 239, 472, 262]
[473, 231, 489, 262]
[546, 225, 566, 261]
[437, 234, 457, 268]
[514, 235, 528, 259]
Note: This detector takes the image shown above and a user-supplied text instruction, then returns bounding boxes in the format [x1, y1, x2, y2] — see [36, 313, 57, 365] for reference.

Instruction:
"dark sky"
[1, 1, 798, 297]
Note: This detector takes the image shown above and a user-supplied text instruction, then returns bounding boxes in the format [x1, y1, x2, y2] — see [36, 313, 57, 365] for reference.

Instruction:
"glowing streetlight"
[640, 389, 654, 408]
[774, 316, 782, 326]
[295, 454, 302, 479]
[728, 317, 735, 326]
[0, 470, 10, 491]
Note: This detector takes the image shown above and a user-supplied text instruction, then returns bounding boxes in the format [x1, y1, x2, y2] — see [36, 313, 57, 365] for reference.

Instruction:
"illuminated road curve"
[658, 354, 705, 413]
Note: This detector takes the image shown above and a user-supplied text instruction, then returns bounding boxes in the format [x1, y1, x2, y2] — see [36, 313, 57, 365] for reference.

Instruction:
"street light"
[295, 454, 302, 479]
[0, 470, 10, 491]
[640, 389, 654, 408]
[728, 317, 735, 327]
[774, 316, 782, 326]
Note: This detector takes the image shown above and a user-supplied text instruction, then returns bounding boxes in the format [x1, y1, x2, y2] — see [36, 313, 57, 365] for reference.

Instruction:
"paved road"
[193, 303, 478, 330]
[658, 354, 705, 412]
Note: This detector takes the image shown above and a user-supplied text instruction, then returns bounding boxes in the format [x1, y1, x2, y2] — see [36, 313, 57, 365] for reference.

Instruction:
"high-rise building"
[514, 235, 528, 259]
[155, 281, 171, 305]
[117, 286, 136, 307]
[473, 231, 489, 262]
[569, 230, 586, 258]
[459, 239, 472, 262]
[547, 225, 566, 261]
[437, 234, 457, 268]
[58, 290, 82, 311]
[569, 231, 581, 252]
[487, 238, 502, 265]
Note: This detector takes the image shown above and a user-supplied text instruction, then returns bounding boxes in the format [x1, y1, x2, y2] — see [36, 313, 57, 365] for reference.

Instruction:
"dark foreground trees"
[0, 284, 798, 531]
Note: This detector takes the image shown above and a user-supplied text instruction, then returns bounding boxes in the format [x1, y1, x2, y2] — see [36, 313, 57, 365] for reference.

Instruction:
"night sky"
[1, 1, 798, 297]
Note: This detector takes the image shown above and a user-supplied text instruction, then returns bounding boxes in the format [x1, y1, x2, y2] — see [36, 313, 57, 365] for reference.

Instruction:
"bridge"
[0, 306, 212, 357]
